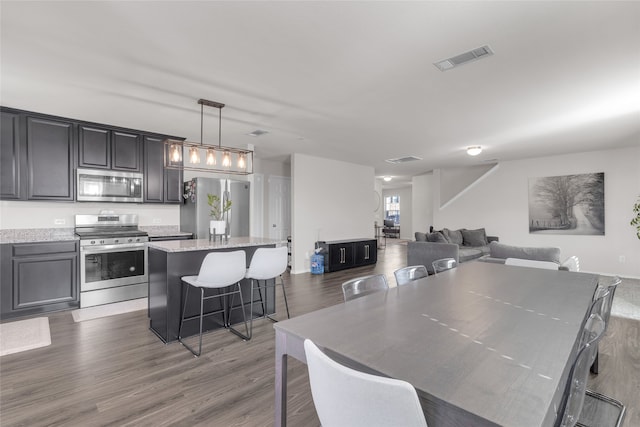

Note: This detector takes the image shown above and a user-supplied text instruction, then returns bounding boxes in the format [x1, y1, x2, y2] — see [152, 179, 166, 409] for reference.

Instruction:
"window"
[385, 195, 400, 224]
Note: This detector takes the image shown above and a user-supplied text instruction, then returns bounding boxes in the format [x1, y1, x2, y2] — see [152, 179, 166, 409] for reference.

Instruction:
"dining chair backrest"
[559, 314, 606, 427]
[195, 250, 247, 287]
[561, 255, 580, 272]
[394, 265, 428, 286]
[432, 258, 457, 274]
[304, 339, 428, 427]
[342, 274, 389, 302]
[593, 276, 621, 330]
[245, 246, 288, 280]
[505, 257, 559, 270]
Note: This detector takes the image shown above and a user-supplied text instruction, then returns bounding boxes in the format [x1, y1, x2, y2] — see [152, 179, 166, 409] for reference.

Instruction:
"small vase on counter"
[209, 220, 226, 242]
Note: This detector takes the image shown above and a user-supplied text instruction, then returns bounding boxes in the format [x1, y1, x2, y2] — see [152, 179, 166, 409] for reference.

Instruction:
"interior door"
[268, 176, 291, 240]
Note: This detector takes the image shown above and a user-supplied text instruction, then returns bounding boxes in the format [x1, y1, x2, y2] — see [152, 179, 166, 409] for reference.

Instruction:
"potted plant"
[208, 193, 232, 237]
[632, 196, 640, 240]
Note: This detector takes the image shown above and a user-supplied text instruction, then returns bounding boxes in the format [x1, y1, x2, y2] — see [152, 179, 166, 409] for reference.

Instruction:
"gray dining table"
[274, 261, 598, 427]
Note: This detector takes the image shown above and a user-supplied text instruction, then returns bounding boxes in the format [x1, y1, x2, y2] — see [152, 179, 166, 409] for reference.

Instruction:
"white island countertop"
[147, 237, 287, 253]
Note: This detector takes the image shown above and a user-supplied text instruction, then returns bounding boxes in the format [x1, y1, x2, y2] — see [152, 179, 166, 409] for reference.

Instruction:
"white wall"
[382, 186, 413, 240]
[0, 201, 179, 229]
[432, 146, 640, 278]
[412, 172, 433, 236]
[291, 153, 374, 273]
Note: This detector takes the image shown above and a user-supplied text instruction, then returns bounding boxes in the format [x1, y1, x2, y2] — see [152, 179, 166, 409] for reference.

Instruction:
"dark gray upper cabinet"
[144, 135, 182, 204]
[1, 107, 182, 203]
[27, 116, 75, 201]
[79, 125, 140, 171]
[1, 111, 23, 199]
[112, 131, 141, 171]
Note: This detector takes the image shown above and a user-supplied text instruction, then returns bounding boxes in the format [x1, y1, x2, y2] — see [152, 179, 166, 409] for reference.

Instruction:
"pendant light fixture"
[164, 99, 254, 175]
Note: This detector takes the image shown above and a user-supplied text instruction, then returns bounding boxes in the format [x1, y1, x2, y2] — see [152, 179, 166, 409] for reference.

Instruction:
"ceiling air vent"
[248, 129, 269, 137]
[385, 156, 423, 164]
[434, 45, 494, 71]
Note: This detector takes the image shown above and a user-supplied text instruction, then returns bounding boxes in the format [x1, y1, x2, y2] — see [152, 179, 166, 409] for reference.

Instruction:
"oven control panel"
[80, 236, 149, 247]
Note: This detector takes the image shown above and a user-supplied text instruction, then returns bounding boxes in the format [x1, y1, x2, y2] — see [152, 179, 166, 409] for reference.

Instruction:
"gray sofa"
[408, 227, 498, 274]
[480, 241, 569, 269]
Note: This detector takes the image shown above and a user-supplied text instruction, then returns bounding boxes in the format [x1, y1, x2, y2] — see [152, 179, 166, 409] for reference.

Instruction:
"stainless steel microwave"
[77, 168, 143, 203]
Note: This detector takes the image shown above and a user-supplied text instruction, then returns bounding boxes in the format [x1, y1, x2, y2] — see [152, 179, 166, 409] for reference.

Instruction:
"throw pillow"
[415, 232, 428, 242]
[438, 228, 452, 243]
[461, 228, 488, 247]
[427, 231, 448, 243]
[444, 228, 464, 245]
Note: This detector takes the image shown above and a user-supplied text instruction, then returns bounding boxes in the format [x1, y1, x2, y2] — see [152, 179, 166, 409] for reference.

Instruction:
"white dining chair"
[178, 250, 249, 357]
[505, 257, 559, 270]
[304, 339, 428, 427]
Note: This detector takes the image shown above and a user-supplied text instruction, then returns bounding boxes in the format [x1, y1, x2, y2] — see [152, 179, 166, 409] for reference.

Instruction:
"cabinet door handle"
[341, 247, 345, 263]
[365, 245, 369, 259]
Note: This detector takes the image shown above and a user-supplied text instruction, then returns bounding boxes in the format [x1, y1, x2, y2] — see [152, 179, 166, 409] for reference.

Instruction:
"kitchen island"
[148, 237, 287, 343]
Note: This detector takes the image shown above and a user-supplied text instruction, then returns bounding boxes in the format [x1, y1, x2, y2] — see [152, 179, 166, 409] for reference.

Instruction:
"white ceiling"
[2, 1, 639, 188]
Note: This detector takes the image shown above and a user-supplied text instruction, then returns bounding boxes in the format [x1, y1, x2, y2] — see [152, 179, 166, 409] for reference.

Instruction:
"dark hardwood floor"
[1, 241, 638, 426]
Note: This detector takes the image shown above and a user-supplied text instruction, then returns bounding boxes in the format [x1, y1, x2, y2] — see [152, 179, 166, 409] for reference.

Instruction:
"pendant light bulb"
[189, 147, 201, 164]
[238, 153, 246, 170]
[206, 148, 216, 165]
[222, 150, 231, 167]
[170, 144, 182, 162]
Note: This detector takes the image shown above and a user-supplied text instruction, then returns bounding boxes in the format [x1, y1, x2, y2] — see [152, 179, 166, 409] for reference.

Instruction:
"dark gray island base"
[148, 237, 286, 343]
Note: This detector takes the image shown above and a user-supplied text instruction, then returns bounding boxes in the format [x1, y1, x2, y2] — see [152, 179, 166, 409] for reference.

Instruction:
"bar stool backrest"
[196, 251, 247, 287]
[246, 246, 288, 280]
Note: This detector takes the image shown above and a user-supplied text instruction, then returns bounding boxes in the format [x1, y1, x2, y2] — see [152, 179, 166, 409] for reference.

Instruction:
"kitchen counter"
[0, 228, 78, 244]
[148, 236, 286, 343]
[139, 225, 193, 240]
[148, 237, 286, 252]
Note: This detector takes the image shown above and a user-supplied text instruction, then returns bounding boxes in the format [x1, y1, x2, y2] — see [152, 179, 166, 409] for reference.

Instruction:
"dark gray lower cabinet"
[318, 239, 377, 272]
[1, 241, 79, 320]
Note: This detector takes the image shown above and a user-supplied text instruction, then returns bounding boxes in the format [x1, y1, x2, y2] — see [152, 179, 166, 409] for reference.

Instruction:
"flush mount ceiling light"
[164, 99, 253, 175]
[466, 146, 483, 156]
[383, 176, 392, 182]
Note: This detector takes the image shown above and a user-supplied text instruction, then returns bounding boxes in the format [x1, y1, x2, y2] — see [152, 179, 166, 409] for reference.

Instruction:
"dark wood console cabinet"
[317, 238, 377, 272]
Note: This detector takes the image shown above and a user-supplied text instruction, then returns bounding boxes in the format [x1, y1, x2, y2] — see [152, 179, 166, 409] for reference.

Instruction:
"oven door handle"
[81, 243, 147, 253]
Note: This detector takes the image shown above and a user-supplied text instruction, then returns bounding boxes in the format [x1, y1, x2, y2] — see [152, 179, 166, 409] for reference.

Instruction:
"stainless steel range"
[75, 213, 148, 307]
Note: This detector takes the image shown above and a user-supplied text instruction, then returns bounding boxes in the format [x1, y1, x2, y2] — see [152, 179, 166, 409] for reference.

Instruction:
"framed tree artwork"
[528, 172, 604, 235]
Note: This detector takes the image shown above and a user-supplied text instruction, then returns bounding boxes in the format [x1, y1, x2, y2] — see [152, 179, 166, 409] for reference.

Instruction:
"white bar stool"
[245, 246, 290, 338]
[178, 250, 250, 357]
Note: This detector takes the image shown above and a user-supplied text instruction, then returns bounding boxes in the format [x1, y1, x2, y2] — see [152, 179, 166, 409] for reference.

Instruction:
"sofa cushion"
[435, 229, 452, 243]
[461, 228, 488, 247]
[489, 241, 561, 263]
[458, 247, 483, 263]
[427, 231, 448, 243]
[444, 228, 464, 245]
[415, 232, 428, 242]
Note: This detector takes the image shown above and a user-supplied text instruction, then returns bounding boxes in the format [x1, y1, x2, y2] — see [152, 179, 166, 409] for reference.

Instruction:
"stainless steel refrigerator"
[180, 178, 250, 239]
